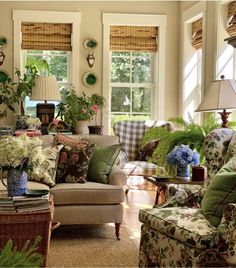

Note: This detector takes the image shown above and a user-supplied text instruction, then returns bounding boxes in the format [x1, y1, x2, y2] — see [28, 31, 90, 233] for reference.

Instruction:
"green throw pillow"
[201, 156, 236, 227]
[87, 144, 121, 184]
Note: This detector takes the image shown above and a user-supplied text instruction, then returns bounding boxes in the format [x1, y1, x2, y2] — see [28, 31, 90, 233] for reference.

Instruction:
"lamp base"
[36, 103, 55, 135]
[218, 109, 231, 128]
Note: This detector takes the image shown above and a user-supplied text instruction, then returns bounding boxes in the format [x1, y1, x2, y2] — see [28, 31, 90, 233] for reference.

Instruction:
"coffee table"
[145, 176, 204, 205]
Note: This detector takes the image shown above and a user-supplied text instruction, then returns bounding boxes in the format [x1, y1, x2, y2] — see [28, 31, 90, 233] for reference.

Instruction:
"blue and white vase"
[176, 164, 190, 180]
[7, 167, 27, 197]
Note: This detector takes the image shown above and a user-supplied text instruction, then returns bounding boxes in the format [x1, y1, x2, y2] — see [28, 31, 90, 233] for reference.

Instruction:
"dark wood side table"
[145, 176, 204, 206]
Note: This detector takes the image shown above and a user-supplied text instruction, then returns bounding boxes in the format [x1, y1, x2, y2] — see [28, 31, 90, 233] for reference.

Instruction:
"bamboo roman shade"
[192, 18, 203, 49]
[226, 1, 236, 36]
[21, 22, 72, 51]
[110, 25, 158, 52]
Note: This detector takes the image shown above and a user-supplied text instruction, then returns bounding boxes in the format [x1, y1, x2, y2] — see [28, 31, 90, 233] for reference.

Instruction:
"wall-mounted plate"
[83, 38, 97, 49]
[83, 72, 97, 87]
[0, 69, 9, 83]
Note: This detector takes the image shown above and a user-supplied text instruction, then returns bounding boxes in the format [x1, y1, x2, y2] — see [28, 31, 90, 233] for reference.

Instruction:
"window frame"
[13, 10, 81, 92]
[23, 49, 71, 117]
[180, 2, 206, 123]
[102, 13, 167, 134]
[110, 51, 155, 118]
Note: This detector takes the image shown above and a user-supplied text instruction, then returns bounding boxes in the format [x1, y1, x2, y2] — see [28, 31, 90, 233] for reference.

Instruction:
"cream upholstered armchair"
[139, 128, 236, 267]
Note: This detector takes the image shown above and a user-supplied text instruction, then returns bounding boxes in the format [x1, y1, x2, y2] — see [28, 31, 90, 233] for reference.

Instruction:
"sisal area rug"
[47, 224, 139, 267]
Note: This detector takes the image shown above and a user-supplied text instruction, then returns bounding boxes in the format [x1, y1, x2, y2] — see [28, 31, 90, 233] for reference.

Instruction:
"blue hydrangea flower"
[167, 144, 199, 166]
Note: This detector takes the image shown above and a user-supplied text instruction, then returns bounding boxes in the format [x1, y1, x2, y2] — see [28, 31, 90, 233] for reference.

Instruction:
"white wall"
[0, 1, 180, 126]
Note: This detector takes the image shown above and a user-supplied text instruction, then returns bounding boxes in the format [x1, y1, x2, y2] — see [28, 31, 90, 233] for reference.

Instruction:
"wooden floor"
[122, 177, 156, 244]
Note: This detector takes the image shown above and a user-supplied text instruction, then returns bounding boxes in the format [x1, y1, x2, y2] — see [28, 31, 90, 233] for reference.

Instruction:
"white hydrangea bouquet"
[26, 117, 41, 129]
[0, 134, 43, 171]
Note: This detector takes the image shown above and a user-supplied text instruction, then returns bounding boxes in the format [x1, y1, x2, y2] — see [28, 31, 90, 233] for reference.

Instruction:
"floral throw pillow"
[54, 132, 87, 148]
[56, 142, 94, 183]
[29, 145, 63, 186]
[136, 139, 160, 162]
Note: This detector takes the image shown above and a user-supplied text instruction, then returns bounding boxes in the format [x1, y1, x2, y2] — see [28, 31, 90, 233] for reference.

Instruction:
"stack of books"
[0, 192, 50, 213]
[0, 127, 13, 136]
[14, 130, 42, 137]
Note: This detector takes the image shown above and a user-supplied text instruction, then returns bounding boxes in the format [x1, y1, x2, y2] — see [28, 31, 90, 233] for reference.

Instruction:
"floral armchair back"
[204, 128, 234, 181]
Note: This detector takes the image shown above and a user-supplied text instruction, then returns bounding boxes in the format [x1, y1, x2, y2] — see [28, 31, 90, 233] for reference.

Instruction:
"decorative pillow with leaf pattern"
[29, 145, 63, 186]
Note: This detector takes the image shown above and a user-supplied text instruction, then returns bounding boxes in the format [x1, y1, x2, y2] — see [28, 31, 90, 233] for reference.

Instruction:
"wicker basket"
[0, 197, 54, 267]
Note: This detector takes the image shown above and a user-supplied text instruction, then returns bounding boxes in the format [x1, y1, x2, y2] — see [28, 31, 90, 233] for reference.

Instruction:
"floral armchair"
[139, 128, 236, 267]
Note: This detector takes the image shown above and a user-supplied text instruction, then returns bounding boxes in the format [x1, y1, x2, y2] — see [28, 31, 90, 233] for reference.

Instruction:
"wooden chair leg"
[115, 223, 121, 240]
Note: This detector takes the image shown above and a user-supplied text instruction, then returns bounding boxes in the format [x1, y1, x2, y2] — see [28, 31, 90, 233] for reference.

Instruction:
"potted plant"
[0, 65, 38, 116]
[0, 237, 44, 267]
[88, 93, 106, 135]
[26, 117, 42, 130]
[141, 116, 220, 175]
[56, 89, 98, 134]
[0, 134, 42, 196]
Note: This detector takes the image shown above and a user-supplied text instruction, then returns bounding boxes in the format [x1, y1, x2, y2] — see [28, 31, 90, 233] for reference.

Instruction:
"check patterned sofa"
[113, 120, 173, 177]
[139, 128, 236, 267]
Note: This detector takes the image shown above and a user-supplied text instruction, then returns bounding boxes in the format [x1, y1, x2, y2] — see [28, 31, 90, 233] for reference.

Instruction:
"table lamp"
[195, 75, 236, 128]
[30, 75, 61, 134]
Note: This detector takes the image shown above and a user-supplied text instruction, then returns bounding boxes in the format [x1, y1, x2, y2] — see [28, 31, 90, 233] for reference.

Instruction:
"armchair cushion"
[120, 161, 158, 176]
[201, 156, 236, 227]
[139, 207, 219, 249]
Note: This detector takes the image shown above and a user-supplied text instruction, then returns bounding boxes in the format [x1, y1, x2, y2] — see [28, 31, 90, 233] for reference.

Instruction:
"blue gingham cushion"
[120, 161, 159, 176]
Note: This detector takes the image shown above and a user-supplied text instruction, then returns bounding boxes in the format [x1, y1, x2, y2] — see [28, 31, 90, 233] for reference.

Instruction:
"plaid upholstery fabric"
[116, 150, 129, 166]
[113, 120, 172, 161]
[120, 161, 159, 176]
[113, 121, 147, 161]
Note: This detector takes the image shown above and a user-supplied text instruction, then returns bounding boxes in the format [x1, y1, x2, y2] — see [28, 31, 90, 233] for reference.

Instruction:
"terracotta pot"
[75, 120, 89, 135]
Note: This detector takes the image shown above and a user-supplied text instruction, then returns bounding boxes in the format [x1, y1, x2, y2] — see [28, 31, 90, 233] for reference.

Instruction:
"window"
[23, 49, 71, 116]
[103, 14, 167, 134]
[181, 3, 206, 123]
[13, 10, 81, 115]
[110, 51, 154, 127]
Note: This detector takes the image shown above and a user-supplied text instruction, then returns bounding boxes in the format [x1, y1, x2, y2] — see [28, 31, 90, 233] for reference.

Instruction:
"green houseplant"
[88, 93, 106, 135]
[141, 117, 220, 174]
[57, 89, 106, 134]
[0, 65, 38, 116]
[0, 236, 44, 267]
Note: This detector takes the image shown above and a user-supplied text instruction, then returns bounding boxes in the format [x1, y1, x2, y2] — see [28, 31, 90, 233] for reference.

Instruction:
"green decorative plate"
[0, 70, 9, 83]
[83, 72, 97, 87]
[83, 38, 97, 49]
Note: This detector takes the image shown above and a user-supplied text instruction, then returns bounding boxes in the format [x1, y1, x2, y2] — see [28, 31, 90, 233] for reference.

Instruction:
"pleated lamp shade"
[195, 78, 236, 112]
[30, 75, 61, 101]
[195, 76, 236, 128]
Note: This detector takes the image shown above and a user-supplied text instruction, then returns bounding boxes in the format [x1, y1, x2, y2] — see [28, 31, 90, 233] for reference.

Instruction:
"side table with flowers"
[0, 135, 42, 196]
[167, 144, 199, 180]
